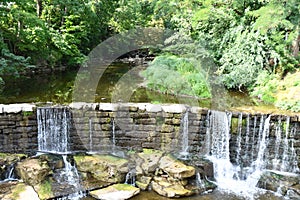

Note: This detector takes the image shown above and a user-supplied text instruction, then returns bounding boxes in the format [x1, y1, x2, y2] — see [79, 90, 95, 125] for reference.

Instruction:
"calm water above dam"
[0, 63, 260, 111]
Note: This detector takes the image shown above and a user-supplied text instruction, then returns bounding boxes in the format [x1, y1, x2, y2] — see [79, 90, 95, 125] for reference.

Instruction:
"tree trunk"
[292, 34, 300, 57]
[35, 0, 42, 17]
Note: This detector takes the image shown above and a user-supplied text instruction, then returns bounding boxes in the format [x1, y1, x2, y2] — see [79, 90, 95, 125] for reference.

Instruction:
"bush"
[251, 70, 300, 112]
[142, 55, 211, 98]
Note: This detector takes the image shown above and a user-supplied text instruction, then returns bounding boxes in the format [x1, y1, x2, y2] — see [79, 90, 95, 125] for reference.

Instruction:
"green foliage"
[143, 55, 211, 98]
[251, 71, 279, 103]
[251, 70, 300, 112]
[217, 28, 279, 89]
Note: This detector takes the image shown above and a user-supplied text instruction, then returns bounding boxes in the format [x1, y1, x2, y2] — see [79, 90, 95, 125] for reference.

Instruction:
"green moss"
[230, 118, 239, 135]
[0, 153, 27, 160]
[142, 148, 162, 154]
[11, 184, 26, 199]
[114, 183, 137, 191]
[38, 179, 53, 200]
[22, 111, 34, 117]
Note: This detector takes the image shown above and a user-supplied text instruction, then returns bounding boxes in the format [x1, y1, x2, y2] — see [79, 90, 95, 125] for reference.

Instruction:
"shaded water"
[0, 63, 260, 111]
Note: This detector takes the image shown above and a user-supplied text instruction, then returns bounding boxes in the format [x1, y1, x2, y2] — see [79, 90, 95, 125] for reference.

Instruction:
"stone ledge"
[0, 104, 36, 113]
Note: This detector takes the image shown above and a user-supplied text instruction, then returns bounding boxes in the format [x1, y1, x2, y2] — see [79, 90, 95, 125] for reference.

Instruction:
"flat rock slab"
[90, 183, 140, 200]
[159, 155, 195, 179]
[2, 182, 39, 200]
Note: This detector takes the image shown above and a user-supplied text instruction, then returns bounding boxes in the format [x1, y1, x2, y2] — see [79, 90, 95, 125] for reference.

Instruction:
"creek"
[0, 63, 299, 200]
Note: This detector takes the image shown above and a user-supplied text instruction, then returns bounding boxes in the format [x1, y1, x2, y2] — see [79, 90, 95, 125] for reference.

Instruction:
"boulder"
[90, 183, 140, 200]
[74, 155, 128, 183]
[136, 176, 152, 190]
[0, 153, 27, 179]
[15, 158, 51, 186]
[158, 155, 195, 179]
[151, 176, 193, 198]
[138, 149, 163, 174]
[257, 170, 300, 197]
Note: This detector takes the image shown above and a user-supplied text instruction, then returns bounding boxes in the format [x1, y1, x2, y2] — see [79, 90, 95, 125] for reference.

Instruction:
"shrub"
[142, 55, 211, 98]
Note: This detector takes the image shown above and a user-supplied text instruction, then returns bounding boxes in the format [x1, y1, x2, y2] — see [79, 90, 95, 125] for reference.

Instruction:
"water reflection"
[0, 62, 272, 112]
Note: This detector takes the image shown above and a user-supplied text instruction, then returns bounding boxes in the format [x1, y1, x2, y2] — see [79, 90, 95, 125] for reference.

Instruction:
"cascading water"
[37, 107, 85, 199]
[205, 111, 237, 189]
[179, 110, 189, 158]
[89, 117, 93, 152]
[37, 107, 71, 153]
[112, 118, 116, 154]
[205, 111, 299, 199]
[0, 164, 17, 182]
[124, 169, 136, 186]
[278, 116, 299, 173]
[56, 156, 84, 200]
[235, 113, 243, 166]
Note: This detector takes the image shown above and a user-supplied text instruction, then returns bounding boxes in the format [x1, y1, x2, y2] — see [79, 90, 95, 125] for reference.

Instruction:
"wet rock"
[0, 153, 27, 179]
[151, 176, 193, 198]
[1, 182, 39, 200]
[74, 155, 128, 184]
[15, 158, 51, 186]
[192, 157, 214, 179]
[136, 176, 152, 190]
[257, 170, 300, 197]
[90, 183, 140, 200]
[158, 155, 195, 179]
[137, 149, 163, 175]
[0, 181, 19, 199]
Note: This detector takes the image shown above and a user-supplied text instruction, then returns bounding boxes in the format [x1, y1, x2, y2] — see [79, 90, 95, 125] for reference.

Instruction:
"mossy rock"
[74, 155, 128, 183]
[3, 182, 39, 200]
[158, 155, 195, 179]
[90, 183, 140, 200]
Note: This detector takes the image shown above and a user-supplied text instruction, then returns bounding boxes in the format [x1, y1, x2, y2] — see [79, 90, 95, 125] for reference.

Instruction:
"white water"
[37, 107, 71, 153]
[0, 164, 17, 182]
[124, 170, 136, 186]
[112, 118, 116, 154]
[235, 113, 243, 166]
[205, 111, 300, 199]
[179, 111, 189, 157]
[206, 112, 271, 199]
[59, 155, 84, 200]
[89, 117, 93, 152]
[196, 171, 205, 188]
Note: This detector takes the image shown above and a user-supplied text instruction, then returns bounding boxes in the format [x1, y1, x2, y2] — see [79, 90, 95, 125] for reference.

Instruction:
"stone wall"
[0, 104, 37, 154]
[0, 103, 299, 169]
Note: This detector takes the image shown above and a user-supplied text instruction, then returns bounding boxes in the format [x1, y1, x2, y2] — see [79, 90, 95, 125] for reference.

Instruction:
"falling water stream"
[205, 110, 299, 199]
[37, 107, 71, 154]
[34, 107, 300, 200]
[37, 107, 85, 199]
[178, 110, 189, 159]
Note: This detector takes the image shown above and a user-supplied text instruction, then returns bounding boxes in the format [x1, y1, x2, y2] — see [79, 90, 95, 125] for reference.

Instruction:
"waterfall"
[253, 115, 271, 171]
[205, 111, 273, 198]
[37, 107, 71, 153]
[250, 116, 257, 163]
[58, 155, 84, 200]
[235, 113, 243, 166]
[204, 111, 300, 199]
[195, 171, 205, 189]
[280, 117, 299, 173]
[89, 117, 93, 152]
[0, 163, 17, 182]
[112, 118, 116, 154]
[206, 111, 235, 185]
[124, 169, 136, 186]
[273, 116, 282, 170]
[179, 110, 189, 158]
